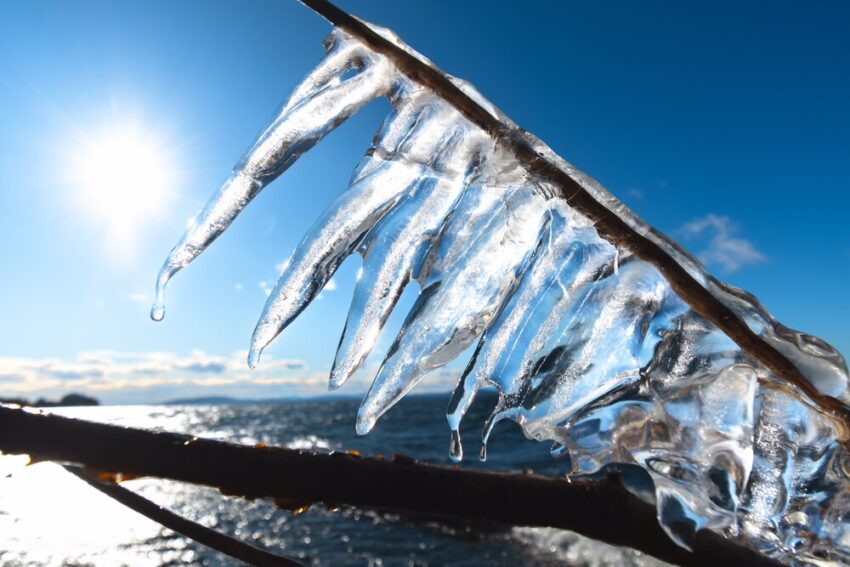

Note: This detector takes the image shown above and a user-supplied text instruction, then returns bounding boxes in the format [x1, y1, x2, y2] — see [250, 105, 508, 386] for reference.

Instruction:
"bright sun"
[69, 122, 176, 254]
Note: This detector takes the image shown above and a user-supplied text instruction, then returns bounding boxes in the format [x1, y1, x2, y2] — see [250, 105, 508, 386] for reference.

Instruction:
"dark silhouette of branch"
[0, 406, 780, 567]
[296, 0, 850, 439]
[64, 465, 303, 567]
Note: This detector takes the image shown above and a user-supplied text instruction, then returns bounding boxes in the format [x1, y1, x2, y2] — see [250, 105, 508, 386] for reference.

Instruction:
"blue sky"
[0, 1, 847, 404]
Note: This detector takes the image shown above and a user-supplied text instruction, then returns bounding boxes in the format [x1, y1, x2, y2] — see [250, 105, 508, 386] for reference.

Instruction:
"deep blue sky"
[1, 1, 847, 403]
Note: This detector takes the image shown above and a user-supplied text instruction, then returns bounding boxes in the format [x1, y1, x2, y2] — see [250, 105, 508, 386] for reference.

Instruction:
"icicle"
[356, 185, 550, 434]
[151, 29, 392, 322]
[330, 111, 477, 388]
[248, 156, 421, 367]
[249, 88, 455, 366]
[446, 208, 612, 441]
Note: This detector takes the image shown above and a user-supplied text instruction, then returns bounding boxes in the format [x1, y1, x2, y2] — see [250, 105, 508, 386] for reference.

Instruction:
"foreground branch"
[64, 466, 302, 567]
[296, 0, 850, 437]
[0, 406, 779, 567]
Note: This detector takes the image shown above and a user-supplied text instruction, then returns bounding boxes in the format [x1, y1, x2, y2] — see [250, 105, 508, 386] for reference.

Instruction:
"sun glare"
[69, 122, 177, 254]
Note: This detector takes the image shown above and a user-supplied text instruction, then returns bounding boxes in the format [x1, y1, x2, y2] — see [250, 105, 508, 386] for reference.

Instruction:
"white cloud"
[0, 350, 307, 401]
[121, 292, 149, 303]
[678, 214, 766, 273]
[0, 348, 462, 405]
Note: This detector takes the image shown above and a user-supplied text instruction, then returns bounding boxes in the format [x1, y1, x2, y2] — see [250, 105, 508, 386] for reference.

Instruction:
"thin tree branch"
[295, 0, 850, 439]
[0, 406, 780, 567]
[63, 465, 303, 567]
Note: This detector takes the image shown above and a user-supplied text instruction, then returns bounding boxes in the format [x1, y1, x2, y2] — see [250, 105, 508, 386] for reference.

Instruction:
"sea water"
[0, 394, 664, 567]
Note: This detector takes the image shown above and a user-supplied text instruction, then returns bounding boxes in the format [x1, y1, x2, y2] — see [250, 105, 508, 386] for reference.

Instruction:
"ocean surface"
[0, 394, 664, 566]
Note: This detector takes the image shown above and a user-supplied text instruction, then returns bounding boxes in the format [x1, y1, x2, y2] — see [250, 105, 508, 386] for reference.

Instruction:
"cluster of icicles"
[152, 25, 850, 564]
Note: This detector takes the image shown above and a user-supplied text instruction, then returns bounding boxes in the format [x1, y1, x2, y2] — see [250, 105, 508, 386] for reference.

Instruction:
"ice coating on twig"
[153, 23, 850, 563]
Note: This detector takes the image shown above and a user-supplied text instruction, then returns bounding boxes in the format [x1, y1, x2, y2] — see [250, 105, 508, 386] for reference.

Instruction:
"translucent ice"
[153, 23, 850, 564]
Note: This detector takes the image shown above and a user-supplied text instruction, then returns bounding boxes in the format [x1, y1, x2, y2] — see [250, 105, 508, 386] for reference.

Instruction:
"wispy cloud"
[258, 280, 273, 297]
[120, 292, 149, 303]
[678, 214, 766, 273]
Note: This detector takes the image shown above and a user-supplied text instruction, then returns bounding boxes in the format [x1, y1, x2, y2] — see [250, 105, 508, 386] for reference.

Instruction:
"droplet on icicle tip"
[150, 264, 176, 322]
[150, 302, 165, 322]
[150, 285, 166, 322]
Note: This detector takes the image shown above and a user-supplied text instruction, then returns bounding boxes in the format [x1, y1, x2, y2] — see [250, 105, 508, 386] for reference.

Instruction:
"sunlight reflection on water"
[0, 399, 666, 566]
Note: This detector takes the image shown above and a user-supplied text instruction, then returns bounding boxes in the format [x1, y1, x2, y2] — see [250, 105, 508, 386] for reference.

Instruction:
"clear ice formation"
[153, 24, 850, 564]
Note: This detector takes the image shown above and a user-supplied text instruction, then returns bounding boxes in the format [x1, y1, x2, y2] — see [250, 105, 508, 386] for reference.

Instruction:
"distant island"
[163, 393, 363, 405]
[165, 396, 244, 405]
[0, 393, 99, 407]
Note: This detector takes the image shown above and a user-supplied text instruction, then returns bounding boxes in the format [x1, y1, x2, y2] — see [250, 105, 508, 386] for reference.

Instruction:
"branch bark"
[296, 0, 850, 439]
[0, 406, 780, 567]
[64, 466, 303, 567]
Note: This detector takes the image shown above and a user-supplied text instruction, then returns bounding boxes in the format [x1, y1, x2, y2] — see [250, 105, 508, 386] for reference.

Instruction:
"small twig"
[0, 406, 780, 567]
[296, 0, 850, 439]
[64, 465, 303, 567]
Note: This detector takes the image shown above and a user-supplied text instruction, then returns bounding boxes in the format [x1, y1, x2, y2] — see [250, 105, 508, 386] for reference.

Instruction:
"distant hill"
[163, 393, 366, 405]
[164, 396, 248, 405]
[0, 393, 99, 407]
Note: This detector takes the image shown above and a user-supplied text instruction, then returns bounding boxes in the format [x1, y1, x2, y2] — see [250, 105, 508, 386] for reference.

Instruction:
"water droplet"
[150, 303, 165, 322]
[479, 443, 488, 462]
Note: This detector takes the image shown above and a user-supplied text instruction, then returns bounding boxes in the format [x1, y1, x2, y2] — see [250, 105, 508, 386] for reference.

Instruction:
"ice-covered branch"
[149, 0, 850, 562]
[0, 406, 778, 567]
[295, 0, 850, 438]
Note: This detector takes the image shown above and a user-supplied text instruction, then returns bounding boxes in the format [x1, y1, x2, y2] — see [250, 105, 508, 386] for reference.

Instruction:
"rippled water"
[0, 394, 666, 566]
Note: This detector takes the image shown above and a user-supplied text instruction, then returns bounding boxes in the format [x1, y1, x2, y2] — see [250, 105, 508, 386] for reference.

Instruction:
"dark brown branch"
[64, 465, 302, 567]
[297, 0, 850, 439]
[0, 406, 780, 567]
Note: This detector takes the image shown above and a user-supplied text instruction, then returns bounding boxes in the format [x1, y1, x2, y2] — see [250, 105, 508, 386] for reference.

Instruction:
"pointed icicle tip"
[247, 348, 262, 370]
[249, 318, 279, 370]
[355, 410, 377, 436]
[328, 345, 362, 389]
[449, 429, 463, 463]
[328, 367, 346, 391]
